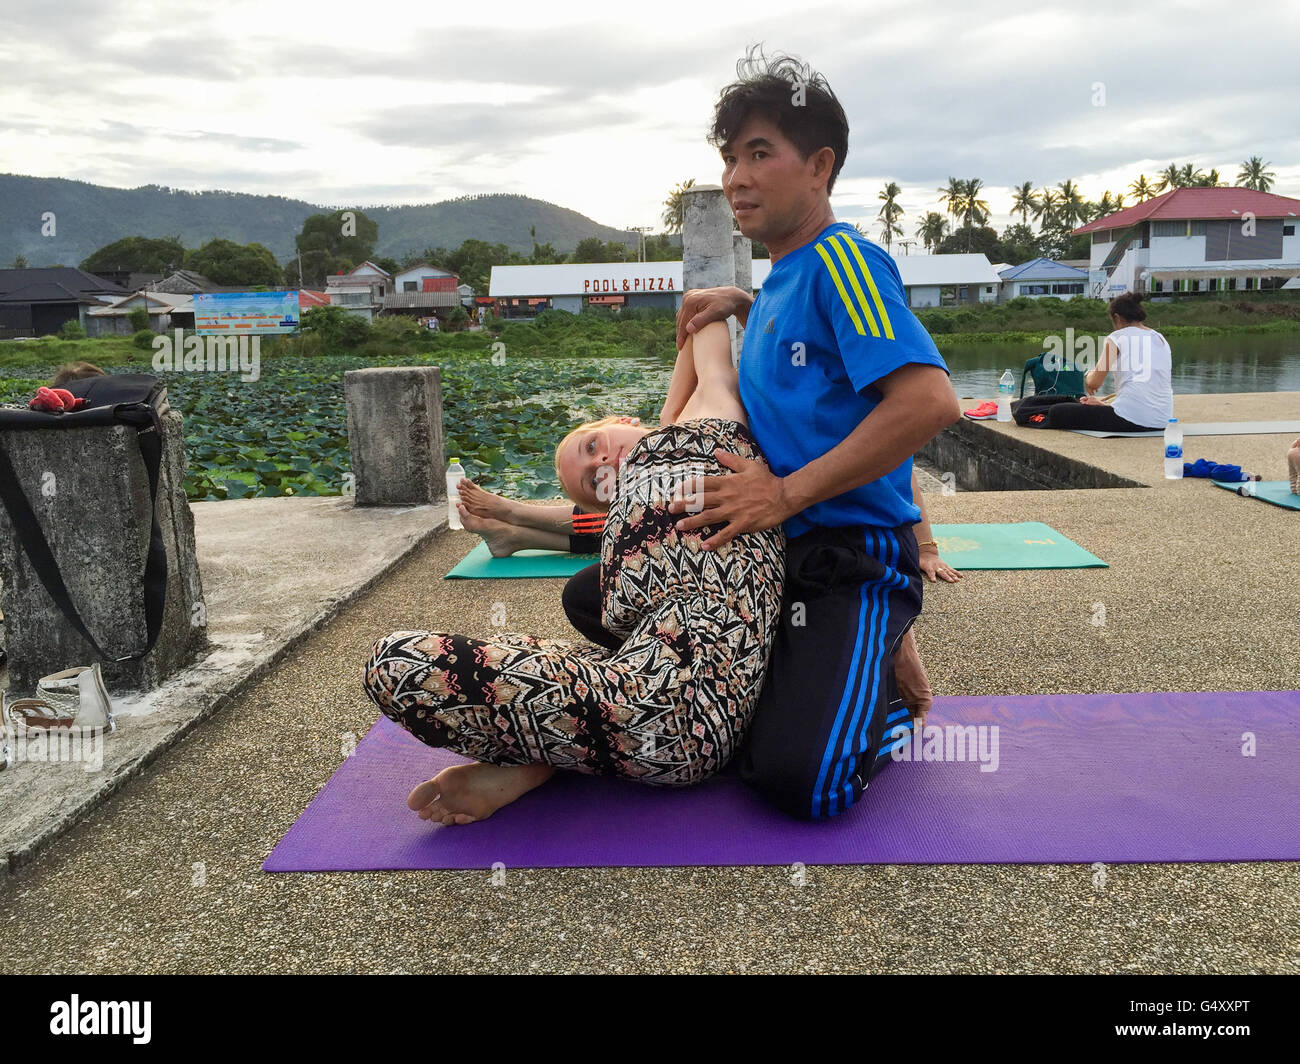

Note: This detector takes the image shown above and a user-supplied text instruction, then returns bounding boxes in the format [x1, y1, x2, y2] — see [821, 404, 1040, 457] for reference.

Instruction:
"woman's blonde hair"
[553, 415, 655, 502]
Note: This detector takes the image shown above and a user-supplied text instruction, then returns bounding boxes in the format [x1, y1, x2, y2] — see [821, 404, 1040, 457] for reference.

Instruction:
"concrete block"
[0, 410, 206, 693]
[343, 366, 445, 507]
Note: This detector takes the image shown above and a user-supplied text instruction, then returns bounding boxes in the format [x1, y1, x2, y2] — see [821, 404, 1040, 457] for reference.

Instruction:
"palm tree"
[1236, 156, 1276, 192]
[1011, 181, 1039, 225]
[1192, 168, 1223, 188]
[1087, 191, 1126, 223]
[1033, 187, 1059, 230]
[877, 181, 904, 252]
[1055, 180, 1087, 228]
[1129, 174, 1156, 202]
[1156, 164, 1183, 192]
[916, 212, 948, 253]
[936, 178, 965, 221]
[959, 178, 990, 251]
[660, 178, 696, 233]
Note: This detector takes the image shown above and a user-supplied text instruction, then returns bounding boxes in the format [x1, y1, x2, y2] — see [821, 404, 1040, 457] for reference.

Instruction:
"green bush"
[126, 306, 151, 332]
[445, 305, 470, 331]
[299, 304, 371, 349]
[58, 319, 87, 340]
[131, 329, 156, 350]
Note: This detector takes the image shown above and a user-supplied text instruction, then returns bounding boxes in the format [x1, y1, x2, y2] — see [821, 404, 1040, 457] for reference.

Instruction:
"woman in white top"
[1043, 291, 1174, 432]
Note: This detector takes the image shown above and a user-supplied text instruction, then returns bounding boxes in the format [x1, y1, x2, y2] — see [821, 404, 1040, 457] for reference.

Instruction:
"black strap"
[0, 421, 168, 662]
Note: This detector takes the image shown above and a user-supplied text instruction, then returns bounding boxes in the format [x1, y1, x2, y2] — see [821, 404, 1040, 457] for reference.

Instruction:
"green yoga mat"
[447, 522, 1105, 577]
[445, 541, 598, 579]
[929, 522, 1107, 569]
[1212, 480, 1300, 510]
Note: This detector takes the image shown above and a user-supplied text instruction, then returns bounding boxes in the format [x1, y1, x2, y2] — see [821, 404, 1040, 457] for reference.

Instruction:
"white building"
[996, 257, 1090, 302]
[1073, 187, 1300, 297]
[489, 252, 1000, 314]
[326, 261, 390, 322]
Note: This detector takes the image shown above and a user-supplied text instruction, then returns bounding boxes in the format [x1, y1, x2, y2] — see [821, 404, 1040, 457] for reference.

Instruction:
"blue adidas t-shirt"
[738, 222, 950, 538]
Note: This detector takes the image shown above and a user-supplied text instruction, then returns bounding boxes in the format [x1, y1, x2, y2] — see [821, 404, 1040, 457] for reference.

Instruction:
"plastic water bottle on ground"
[996, 369, 1015, 422]
[446, 458, 466, 528]
[1163, 419, 1183, 479]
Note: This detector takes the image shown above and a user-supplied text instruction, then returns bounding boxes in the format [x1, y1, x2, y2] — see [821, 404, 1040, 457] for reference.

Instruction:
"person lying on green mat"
[457, 454, 963, 584]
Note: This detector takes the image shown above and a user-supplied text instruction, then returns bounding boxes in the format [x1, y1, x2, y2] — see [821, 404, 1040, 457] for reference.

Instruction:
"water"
[940, 333, 1300, 399]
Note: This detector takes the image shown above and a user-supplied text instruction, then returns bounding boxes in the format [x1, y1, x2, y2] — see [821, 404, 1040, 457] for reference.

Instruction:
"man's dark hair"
[708, 44, 849, 195]
[1108, 291, 1146, 322]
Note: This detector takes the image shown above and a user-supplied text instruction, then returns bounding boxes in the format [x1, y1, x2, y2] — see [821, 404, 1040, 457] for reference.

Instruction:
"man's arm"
[668, 363, 959, 549]
[675, 286, 754, 349]
[780, 365, 960, 516]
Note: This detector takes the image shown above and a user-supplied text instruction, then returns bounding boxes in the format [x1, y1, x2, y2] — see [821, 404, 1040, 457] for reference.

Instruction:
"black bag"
[1012, 392, 1079, 427]
[0, 373, 169, 661]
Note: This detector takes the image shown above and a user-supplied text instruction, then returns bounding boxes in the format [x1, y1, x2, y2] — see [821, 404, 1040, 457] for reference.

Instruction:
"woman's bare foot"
[458, 478, 515, 522]
[457, 503, 522, 557]
[407, 762, 555, 826]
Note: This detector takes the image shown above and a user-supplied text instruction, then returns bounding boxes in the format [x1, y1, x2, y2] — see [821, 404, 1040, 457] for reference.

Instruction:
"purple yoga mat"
[263, 690, 1300, 870]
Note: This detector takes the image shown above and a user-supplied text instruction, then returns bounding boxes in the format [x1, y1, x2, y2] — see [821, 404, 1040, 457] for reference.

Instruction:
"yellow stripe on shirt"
[838, 234, 896, 340]
[825, 235, 884, 339]
[813, 242, 873, 337]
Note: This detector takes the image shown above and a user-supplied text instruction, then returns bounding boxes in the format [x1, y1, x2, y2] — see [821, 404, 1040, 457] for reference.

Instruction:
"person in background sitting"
[1041, 292, 1174, 432]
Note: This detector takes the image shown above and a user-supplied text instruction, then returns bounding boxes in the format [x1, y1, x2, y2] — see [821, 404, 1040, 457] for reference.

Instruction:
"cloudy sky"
[3, 0, 1297, 240]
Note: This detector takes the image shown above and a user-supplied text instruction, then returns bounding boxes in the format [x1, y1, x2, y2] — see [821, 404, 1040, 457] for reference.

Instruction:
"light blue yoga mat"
[445, 541, 598, 579]
[1212, 480, 1300, 510]
[929, 522, 1107, 569]
[1072, 420, 1300, 439]
[448, 523, 1106, 576]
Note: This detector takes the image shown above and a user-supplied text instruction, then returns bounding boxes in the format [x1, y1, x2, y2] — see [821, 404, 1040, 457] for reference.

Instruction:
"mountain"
[0, 174, 638, 268]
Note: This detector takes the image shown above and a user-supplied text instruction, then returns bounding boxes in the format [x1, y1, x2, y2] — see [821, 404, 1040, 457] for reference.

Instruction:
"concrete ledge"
[0, 495, 444, 874]
[920, 418, 1147, 492]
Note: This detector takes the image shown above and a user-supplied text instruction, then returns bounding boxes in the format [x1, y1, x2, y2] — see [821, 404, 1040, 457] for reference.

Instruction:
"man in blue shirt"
[561, 47, 960, 819]
[668, 49, 960, 820]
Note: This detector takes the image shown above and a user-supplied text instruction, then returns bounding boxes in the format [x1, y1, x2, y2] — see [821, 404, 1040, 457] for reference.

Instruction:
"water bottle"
[1163, 419, 1183, 480]
[446, 458, 465, 528]
[996, 369, 1015, 422]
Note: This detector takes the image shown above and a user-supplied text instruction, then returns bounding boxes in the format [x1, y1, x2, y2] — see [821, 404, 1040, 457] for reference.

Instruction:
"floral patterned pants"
[362, 418, 785, 786]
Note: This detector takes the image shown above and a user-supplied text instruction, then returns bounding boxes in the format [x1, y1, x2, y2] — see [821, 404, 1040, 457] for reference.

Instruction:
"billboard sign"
[195, 291, 300, 334]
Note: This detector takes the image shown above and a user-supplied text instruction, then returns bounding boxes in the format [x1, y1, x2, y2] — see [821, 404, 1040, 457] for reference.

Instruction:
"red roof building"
[1070, 187, 1300, 297]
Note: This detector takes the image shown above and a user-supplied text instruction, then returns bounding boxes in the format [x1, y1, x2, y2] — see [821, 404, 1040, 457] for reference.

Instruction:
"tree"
[184, 238, 283, 286]
[82, 235, 186, 275]
[1236, 156, 1276, 192]
[936, 177, 964, 221]
[1011, 181, 1039, 225]
[877, 181, 904, 252]
[1129, 174, 1157, 202]
[1055, 180, 1087, 228]
[294, 209, 380, 286]
[9, 254, 28, 268]
[1033, 188, 1060, 229]
[660, 179, 697, 233]
[916, 212, 948, 253]
[959, 179, 990, 252]
[999, 223, 1039, 264]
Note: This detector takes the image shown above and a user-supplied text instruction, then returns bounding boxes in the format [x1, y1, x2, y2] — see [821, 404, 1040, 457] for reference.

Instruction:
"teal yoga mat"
[929, 522, 1107, 569]
[448, 522, 1105, 576]
[445, 541, 598, 579]
[1212, 480, 1300, 510]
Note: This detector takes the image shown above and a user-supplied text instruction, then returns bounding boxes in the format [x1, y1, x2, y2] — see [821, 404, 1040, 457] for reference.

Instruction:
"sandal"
[4, 663, 116, 737]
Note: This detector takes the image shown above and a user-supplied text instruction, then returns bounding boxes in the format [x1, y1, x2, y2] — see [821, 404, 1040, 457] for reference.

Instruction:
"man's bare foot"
[894, 628, 933, 727]
[458, 478, 515, 522]
[1288, 439, 1300, 495]
[458, 503, 522, 557]
[407, 762, 555, 826]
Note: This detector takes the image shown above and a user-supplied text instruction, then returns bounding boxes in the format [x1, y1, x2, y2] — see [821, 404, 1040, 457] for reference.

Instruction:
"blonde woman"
[362, 321, 787, 825]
